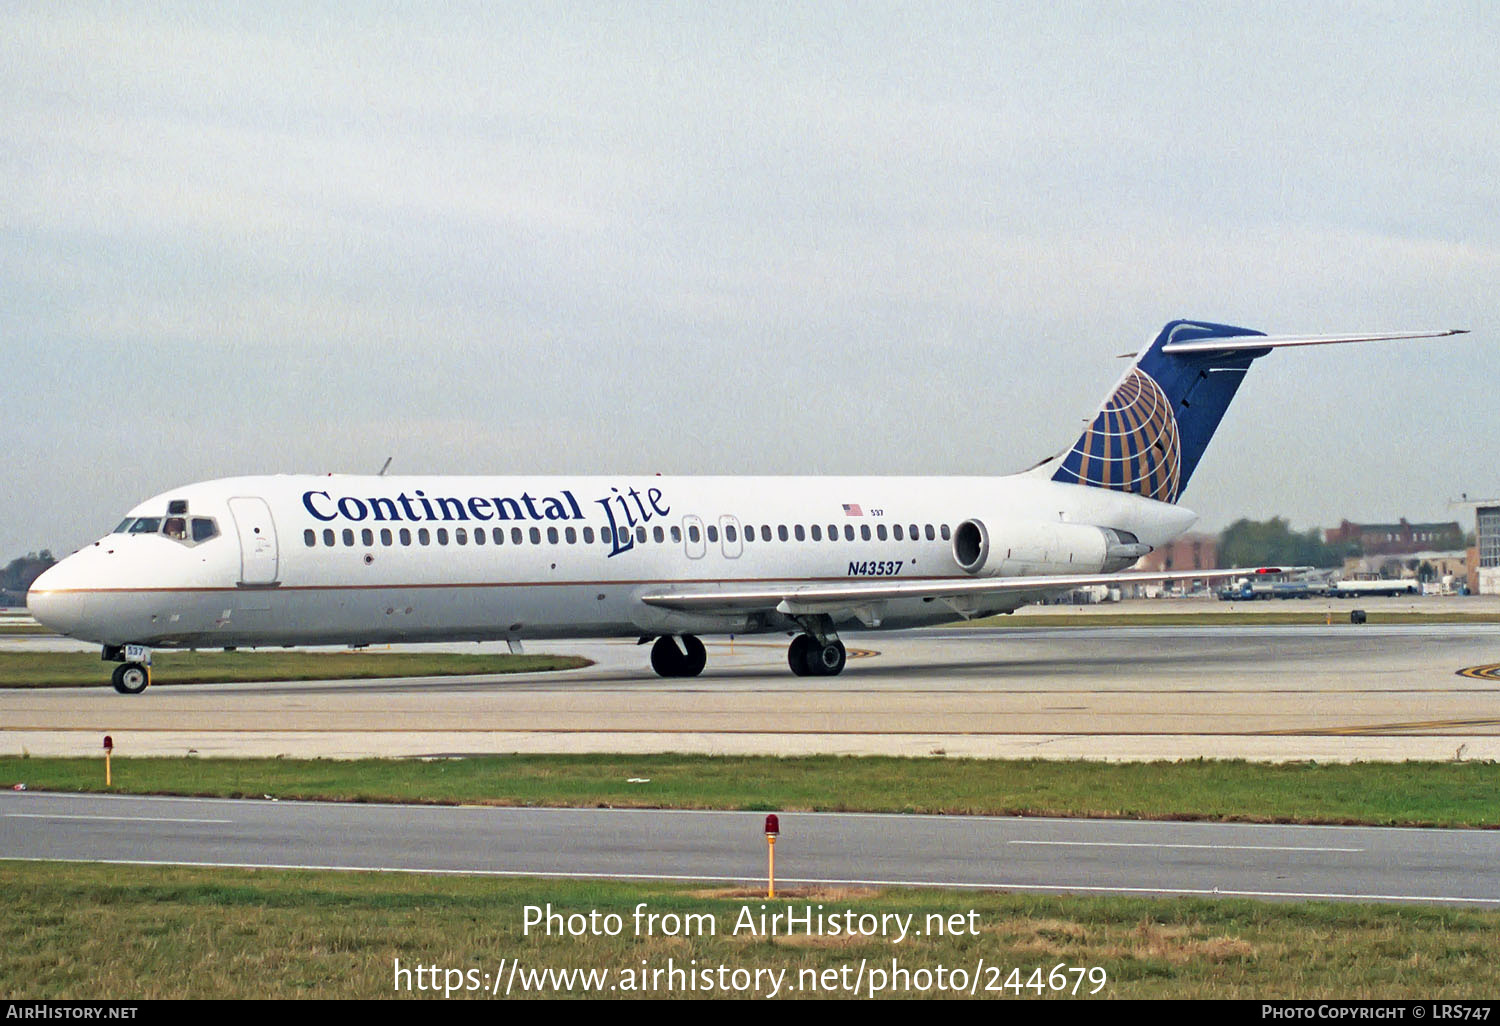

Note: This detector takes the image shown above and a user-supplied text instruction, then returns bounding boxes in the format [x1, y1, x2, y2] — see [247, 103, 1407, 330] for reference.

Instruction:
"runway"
[5, 619, 1500, 761]
[6, 790, 1500, 906]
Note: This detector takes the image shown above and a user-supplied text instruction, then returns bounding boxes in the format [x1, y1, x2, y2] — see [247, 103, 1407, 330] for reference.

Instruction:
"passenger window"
[456, 528, 468, 545]
[437, 528, 449, 545]
[547, 527, 559, 544]
[343, 529, 355, 546]
[775, 525, 786, 541]
[671, 526, 682, 543]
[860, 525, 871, 541]
[894, 524, 904, 541]
[530, 527, 541, 544]
[925, 524, 935, 541]
[512, 528, 523, 545]
[361, 528, 374, 546]
[827, 524, 837, 540]
[877, 524, 887, 541]
[566, 527, 577, 544]
[323, 529, 336, 546]
[688, 525, 700, 543]
[617, 527, 629, 545]
[794, 525, 806, 541]
[304, 529, 315, 547]
[844, 525, 855, 541]
[756, 525, 767, 542]
[941, 524, 951, 541]
[636, 526, 646, 543]
[419, 529, 431, 546]
[726, 525, 738, 543]
[653, 525, 664, 543]
[811, 525, 822, 541]
[381, 528, 393, 546]
[191, 518, 218, 542]
[400, 528, 412, 545]
[742, 525, 753, 543]
[473, 528, 484, 546]
[583, 527, 594, 544]
[707, 525, 719, 543]
[493, 527, 504, 544]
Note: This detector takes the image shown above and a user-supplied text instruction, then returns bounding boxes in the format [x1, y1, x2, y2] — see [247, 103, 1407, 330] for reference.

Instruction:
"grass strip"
[4, 860, 1498, 999]
[5, 755, 1500, 828]
[0, 651, 589, 687]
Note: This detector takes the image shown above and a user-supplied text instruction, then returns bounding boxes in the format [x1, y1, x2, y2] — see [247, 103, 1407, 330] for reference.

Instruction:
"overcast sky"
[3, 2, 1494, 558]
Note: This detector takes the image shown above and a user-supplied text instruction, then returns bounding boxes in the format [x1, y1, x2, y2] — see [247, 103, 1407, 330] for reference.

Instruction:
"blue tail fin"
[1048, 319, 1271, 504]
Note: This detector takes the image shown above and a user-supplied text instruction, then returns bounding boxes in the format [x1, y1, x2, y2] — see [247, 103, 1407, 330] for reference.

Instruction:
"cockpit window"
[163, 517, 188, 540]
[128, 518, 161, 534]
[113, 519, 134, 534]
[191, 518, 218, 543]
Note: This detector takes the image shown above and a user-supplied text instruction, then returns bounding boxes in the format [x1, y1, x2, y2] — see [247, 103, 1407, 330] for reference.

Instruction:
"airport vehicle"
[27, 321, 1462, 691]
[1330, 578, 1421, 598]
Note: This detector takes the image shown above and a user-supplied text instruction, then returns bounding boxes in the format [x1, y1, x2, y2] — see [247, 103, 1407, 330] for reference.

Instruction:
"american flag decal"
[842, 503, 863, 516]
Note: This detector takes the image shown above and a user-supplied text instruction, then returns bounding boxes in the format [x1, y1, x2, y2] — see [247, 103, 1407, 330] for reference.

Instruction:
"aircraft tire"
[649, 636, 686, 677]
[812, 640, 846, 676]
[680, 634, 707, 677]
[112, 662, 149, 695]
[788, 634, 815, 676]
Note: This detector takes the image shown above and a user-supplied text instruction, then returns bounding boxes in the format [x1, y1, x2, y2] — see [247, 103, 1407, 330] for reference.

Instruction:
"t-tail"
[1043, 320, 1466, 504]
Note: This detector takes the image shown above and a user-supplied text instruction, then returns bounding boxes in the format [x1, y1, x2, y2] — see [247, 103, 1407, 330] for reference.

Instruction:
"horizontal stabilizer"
[1159, 328, 1465, 356]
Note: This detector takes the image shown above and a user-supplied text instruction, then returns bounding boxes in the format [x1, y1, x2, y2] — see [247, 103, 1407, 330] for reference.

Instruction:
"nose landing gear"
[111, 661, 150, 694]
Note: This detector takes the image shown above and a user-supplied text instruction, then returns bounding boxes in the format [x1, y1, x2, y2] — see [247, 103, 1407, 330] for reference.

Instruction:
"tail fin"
[1045, 320, 1464, 504]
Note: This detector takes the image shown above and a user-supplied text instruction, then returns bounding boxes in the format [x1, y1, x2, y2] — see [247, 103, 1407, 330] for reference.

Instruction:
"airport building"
[1324, 518, 1465, 556]
[1477, 505, 1500, 595]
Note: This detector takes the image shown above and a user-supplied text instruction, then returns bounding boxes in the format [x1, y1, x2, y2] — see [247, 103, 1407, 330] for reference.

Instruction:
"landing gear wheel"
[811, 640, 846, 676]
[112, 662, 149, 695]
[650, 635, 708, 678]
[679, 635, 707, 677]
[788, 634, 815, 676]
[650, 636, 685, 678]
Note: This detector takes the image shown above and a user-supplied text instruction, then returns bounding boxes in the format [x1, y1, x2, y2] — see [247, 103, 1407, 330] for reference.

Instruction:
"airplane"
[27, 319, 1464, 693]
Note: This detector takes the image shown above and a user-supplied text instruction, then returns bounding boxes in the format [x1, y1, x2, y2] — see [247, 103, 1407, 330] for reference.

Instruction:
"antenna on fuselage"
[378, 457, 393, 477]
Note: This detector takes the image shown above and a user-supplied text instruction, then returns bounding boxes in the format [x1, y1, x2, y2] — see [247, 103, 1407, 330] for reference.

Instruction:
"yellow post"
[764, 813, 780, 899]
[105, 751, 111, 787]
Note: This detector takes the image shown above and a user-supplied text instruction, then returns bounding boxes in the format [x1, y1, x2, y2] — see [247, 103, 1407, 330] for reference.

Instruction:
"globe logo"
[1065, 368, 1182, 503]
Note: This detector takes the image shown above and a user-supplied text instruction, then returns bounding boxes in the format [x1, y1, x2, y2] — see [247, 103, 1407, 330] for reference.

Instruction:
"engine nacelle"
[952, 519, 1152, 576]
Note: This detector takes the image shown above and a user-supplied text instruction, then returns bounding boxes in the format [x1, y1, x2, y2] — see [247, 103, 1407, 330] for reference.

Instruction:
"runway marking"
[1010, 840, 1363, 853]
[4, 813, 232, 824]
[1264, 718, 1500, 737]
[2, 856, 1494, 906]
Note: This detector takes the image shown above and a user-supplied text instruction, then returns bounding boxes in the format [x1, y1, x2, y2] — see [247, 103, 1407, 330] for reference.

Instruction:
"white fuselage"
[28, 473, 1197, 649]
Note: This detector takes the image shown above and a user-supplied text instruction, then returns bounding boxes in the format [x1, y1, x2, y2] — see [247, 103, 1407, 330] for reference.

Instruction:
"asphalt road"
[6, 790, 1500, 906]
[6, 622, 1500, 760]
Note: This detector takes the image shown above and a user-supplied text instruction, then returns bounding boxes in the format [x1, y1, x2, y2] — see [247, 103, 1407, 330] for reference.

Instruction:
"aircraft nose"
[27, 561, 87, 637]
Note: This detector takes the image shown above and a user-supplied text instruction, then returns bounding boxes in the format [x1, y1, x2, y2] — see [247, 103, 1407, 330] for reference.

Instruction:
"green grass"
[4, 861, 1498, 998]
[0, 650, 590, 687]
[7, 755, 1500, 828]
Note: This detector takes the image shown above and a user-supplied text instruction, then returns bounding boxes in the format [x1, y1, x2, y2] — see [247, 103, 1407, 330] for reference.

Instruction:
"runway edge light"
[103, 735, 113, 787]
[765, 814, 779, 899]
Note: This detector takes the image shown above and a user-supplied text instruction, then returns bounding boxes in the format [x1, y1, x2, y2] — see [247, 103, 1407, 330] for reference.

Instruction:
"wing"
[640, 567, 1288, 621]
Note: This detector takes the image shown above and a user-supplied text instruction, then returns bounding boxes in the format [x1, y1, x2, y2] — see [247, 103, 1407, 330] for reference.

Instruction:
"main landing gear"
[788, 634, 847, 677]
[650, 634, 707, 678]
